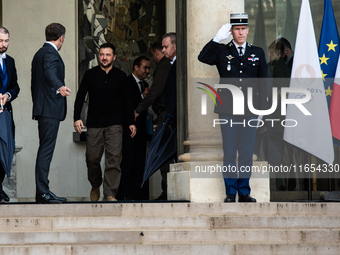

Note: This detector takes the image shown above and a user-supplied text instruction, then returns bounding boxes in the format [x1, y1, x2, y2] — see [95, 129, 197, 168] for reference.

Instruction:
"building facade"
[2, 0, 340, 201]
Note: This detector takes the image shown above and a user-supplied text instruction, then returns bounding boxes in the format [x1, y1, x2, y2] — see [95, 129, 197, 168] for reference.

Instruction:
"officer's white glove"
[213, 23, 232, 43]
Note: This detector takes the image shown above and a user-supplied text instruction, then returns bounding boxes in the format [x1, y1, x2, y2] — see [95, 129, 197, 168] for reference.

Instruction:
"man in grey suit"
[31, 23, 71, 204]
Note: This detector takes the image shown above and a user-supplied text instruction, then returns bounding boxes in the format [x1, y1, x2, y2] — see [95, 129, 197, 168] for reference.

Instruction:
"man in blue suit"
[198, 14, 268, 203]
[0, 27, 20, 203]
[31, 23, 71, 204]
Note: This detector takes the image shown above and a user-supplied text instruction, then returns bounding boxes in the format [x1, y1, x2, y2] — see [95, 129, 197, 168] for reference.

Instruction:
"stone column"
[167, 0, 270, 203]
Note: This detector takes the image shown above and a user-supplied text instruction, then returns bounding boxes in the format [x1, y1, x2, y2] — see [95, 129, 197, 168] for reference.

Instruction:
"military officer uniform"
[198, 13, 268, 202]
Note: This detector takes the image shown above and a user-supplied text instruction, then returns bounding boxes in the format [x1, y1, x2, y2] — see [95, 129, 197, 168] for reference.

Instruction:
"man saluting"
[198, 13, 268, 203]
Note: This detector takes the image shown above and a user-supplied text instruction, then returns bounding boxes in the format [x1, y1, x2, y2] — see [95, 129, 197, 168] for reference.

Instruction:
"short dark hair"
[99, 42, 116, 55]
[151, 42, 163, 52]
[0, 27, 9, 36]
[133, 55, 150, 68]
[162, 32, 176, 45]
[45, 23, 65, 41]
[269, 40, 285, 57]
[277, 37, 292, 50]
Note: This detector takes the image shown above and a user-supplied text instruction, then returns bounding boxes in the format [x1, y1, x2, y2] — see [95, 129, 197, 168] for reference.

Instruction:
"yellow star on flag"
[321, 70, 327, 81]
[319, 54, 329, 65]
[326, 40, 338, 52]
[325, 86, 332, 97]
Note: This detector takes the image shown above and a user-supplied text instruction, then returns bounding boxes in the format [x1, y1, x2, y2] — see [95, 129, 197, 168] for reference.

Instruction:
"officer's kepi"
[230, 13, 248, 26]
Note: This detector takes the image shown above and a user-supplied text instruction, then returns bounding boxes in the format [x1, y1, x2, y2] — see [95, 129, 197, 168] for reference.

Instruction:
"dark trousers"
[35, 117, 60, 195]
[219, 114, 257, 196]
[86, 125, 123, 198]
[155, 112, 172, 196]
[159, 158, 176, 196]
[0, 164, 5, 190]
[119, 129, 148, 200]
[155, 111, 167, 130]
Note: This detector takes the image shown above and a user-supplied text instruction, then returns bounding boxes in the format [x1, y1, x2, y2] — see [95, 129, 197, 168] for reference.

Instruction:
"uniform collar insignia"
[228, 43, 233, 47]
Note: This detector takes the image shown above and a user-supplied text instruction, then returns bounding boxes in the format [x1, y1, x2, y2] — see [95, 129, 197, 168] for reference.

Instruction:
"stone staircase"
[0, 202, 339, 255]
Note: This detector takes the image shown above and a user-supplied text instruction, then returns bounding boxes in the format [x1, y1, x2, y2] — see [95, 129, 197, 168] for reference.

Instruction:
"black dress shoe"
[0, 190, 10, 202]
[238, 194, 256, 203]
[36, 193, 62, 204]
[224, 194, 236, 202]
[49, 191, 67, 203]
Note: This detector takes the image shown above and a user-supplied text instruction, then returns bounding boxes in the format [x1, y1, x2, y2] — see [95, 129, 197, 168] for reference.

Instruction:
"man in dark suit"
[133, 42, 173, 201]
[162, 33, 177, 124]
[198, 14, 268, 203]
[148, 32, 178, 201]
[0, 27, 20, 203]
[277, 37, 294, 70]
[31, 23, 71, 204]
[119, 56, 151, 200]
[264, 40, 291, 166]
[134, 42, 172, 129]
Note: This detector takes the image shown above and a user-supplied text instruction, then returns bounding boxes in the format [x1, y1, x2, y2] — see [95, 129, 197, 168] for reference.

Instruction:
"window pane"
[246, 0, 340, 59]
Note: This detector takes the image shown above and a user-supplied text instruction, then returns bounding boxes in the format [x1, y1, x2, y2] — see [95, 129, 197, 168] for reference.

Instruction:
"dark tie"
[139, 81, 145, 94]
[238, 46, 243, 56]
[0, 59, 8, 94]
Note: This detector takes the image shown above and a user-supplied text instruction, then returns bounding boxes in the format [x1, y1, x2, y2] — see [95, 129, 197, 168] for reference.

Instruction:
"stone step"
[0, 203, 339, 234]
[211, 216, 340, 230]
[0, 229, 339, 246]
[0, 216, 210, 233]
[1, 215, 339, 233]
[1, 202, 340, 218]
[0, 244, 339, 255]
[0, 203, 339, 254]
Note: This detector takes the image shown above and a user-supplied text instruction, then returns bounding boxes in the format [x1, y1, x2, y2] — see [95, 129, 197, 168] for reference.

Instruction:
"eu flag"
[318, 0, 340, 107]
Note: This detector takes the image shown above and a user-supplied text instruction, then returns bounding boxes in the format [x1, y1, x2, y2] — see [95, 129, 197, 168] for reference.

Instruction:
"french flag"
[330, 56, 340, 140]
